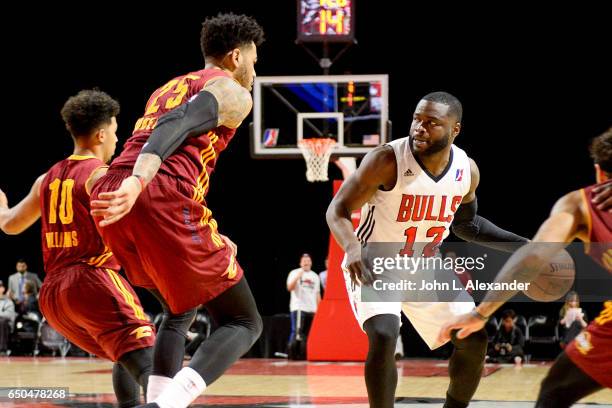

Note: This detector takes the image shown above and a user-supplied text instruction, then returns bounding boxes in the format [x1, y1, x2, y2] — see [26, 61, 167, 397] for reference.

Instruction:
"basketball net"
[298, 138, 337, 182]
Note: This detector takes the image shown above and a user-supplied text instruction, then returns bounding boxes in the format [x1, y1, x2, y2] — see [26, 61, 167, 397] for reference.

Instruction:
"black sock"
[445, 328, 487, 407]
[363, 314, 400, 408]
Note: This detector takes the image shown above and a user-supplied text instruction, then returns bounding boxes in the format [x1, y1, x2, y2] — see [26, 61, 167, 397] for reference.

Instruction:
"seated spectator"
[19, 281, 40, 317]
[15, 281, 40, 335]
[559, 291, 588, 348]
[489, 309, 525, 366]
[0, 280, 16, 353]
[7, 259, 42, 307]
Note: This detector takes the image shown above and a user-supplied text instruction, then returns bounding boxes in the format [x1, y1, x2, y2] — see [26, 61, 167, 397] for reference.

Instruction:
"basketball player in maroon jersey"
[439, 127, 612, 406]
[90, 14, 264, 408]
[0, 90, 154, 407]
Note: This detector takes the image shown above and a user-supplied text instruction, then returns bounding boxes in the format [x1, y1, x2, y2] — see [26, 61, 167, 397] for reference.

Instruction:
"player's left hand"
[437, 312, 486, 343]
[0, 188, 7, 208]
[592, 181, 612, 212]
[91, 176, 142, 227]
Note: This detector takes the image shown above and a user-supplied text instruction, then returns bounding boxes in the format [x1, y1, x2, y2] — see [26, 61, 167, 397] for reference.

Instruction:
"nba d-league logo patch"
[455, 169, 464, 181]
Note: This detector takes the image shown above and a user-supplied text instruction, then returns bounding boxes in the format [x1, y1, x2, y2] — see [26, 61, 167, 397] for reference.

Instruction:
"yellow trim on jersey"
[87, 246, 113, 267]
[580, 188, 593, 255]
[84, 165, 109, 196]
[106, 269, 146, 321]
[191, 132, 219, 205]
[67, 154, 96, 161]
[222, 251, 238, 279]
[95, 252, 114, 267]
[209, 218, 224, 247]
[595, 301, 612, 326]
[580, 188, 593, 241]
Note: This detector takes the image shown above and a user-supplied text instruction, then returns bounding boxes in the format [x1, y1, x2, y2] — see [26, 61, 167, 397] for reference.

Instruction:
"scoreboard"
[297, 0, 355, 42]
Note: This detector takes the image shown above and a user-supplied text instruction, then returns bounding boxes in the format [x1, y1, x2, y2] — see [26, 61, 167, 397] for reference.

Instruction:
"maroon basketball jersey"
[582, 182, 612, 272]
[110, 69, 237, 202]
[40, 155, 119, 275]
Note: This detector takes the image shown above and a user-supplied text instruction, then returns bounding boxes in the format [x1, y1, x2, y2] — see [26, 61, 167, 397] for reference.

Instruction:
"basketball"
[522, 249, 575, 302]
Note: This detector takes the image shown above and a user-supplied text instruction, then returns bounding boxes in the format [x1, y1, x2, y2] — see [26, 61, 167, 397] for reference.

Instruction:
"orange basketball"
[522, 249, 575, 302]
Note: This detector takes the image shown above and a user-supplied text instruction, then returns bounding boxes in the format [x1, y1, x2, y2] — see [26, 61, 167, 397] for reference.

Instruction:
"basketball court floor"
[0, 357, 610, 407]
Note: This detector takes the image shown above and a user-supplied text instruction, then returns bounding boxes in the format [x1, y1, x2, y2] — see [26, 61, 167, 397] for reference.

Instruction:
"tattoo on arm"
[133, 153, 162, 184]
[204, 77, 253, 129]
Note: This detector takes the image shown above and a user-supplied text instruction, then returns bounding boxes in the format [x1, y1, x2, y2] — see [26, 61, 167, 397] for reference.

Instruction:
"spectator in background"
[286, 253, 320, 359]
[7, 259, 42, 305]
[559, 291, 588, 348]
[19, 281, 40, 318]
[319, 257, 328, 292]
[490, 309, 525, 366]
[0, 280, 16, 353]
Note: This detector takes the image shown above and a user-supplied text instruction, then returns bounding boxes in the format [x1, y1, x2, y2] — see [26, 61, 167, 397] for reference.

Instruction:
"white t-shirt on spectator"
[287, 268, 320, 313]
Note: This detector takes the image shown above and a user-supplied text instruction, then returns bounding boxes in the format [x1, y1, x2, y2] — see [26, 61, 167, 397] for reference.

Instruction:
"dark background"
[0, 3, 610, 340]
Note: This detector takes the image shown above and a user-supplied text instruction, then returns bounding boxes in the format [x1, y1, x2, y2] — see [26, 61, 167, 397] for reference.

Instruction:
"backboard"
[251, 75, 389, 159]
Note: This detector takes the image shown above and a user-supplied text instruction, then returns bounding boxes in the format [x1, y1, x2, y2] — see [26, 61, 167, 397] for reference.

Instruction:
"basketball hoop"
[298, 138, 337, 182]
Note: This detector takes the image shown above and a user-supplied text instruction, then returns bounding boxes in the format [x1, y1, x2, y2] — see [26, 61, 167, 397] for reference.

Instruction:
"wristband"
[470, 307, 489, 321]
[132, 174, 147, 192]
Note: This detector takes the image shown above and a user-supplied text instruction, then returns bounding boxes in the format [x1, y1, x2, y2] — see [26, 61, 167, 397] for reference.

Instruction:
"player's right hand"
[346, 246, 375, 286]
[91, 176, 142, 227]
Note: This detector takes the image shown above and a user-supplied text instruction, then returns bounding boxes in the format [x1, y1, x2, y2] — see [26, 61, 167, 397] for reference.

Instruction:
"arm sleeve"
[140, 91, 219, 161]
[451, 198, 529, 253]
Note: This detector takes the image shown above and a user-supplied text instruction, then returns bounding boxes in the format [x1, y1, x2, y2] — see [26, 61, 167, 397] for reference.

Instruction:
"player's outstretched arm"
[438, 190, 585, 342]
[0, 174, 45, 235]
[92, 77, 252, 227]
[326, 145, 396, 286]
[451, 158, 529, 252]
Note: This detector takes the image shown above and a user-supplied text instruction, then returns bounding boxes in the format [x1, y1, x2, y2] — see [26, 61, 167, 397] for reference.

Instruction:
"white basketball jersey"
[355, 138, 471, 252]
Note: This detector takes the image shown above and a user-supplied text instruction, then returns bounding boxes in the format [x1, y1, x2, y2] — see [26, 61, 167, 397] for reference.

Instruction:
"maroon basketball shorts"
[39, 265, 155, 361]
[566, 301, 612, 388]
[92, 169, 243, 314]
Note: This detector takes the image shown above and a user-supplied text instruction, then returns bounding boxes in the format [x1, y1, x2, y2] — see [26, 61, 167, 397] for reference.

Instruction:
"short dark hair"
[501, 309, 516, 320]
[61, 90, 120, 138]
[421, 91, 463, 122]
[16, 259, 26, 264]
[589, 127, 612, 173]
[201, 13, 265, 59]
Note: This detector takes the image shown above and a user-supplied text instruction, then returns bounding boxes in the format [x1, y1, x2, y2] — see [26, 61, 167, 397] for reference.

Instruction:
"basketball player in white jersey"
[327, 92, 529, 408]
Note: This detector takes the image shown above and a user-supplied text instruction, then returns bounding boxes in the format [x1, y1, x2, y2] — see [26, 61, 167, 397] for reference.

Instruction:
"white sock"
[146, 375, 173, 402]
[154, 367, 206, 408]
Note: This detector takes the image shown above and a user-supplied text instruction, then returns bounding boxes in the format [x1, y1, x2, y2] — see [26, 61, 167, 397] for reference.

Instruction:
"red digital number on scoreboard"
[297, 0, 355, 42]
